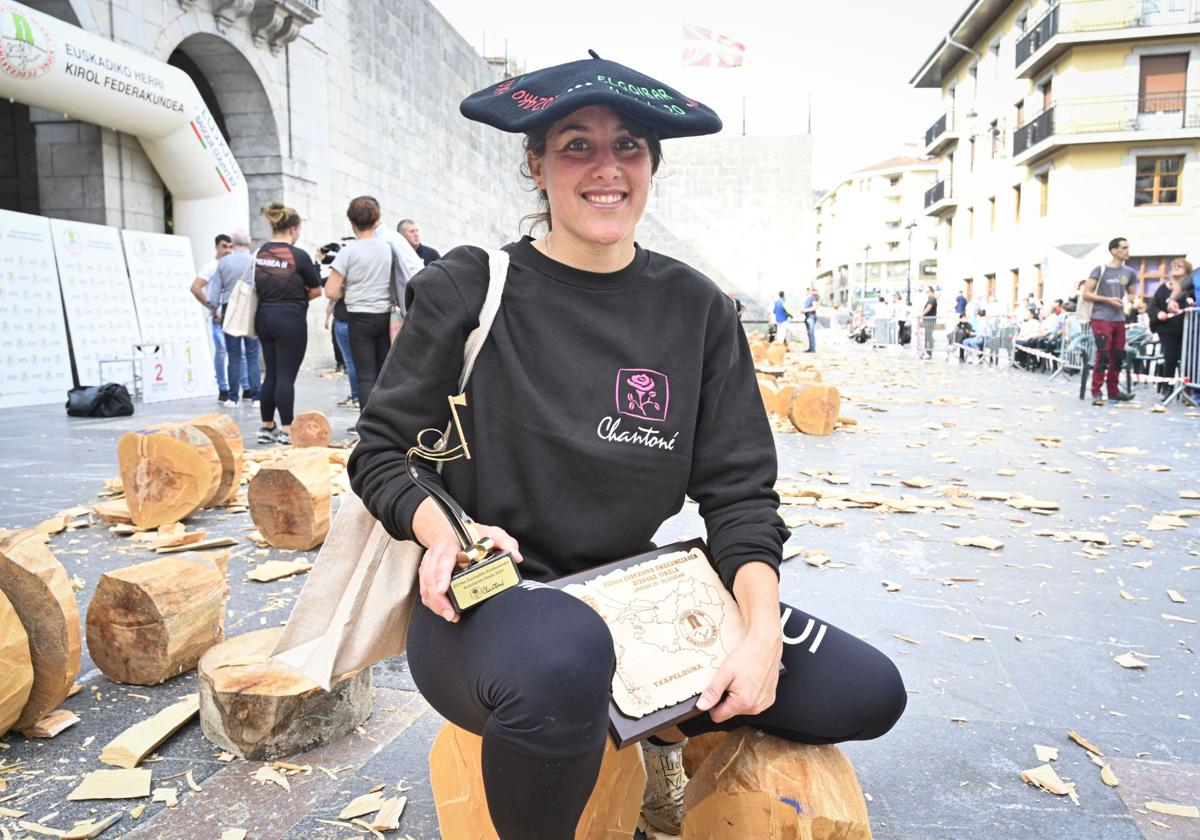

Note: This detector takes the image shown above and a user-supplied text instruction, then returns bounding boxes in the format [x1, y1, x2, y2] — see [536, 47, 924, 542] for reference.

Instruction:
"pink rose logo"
[616, 368, 669, 423]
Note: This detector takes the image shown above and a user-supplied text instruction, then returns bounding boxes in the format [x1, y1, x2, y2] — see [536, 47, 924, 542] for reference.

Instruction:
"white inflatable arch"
[0, 1, 248, 263]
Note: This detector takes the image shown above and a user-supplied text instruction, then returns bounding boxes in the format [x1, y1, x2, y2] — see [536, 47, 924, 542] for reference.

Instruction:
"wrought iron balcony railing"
[1014, 91, 1200, 156]
[925, 112, 952, 148]
[924, 178, 950, 209]
[1017, 0, 1200, 67]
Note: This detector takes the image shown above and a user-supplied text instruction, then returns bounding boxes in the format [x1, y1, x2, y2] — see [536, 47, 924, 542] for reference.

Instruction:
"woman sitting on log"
[349, 54, 907, 839]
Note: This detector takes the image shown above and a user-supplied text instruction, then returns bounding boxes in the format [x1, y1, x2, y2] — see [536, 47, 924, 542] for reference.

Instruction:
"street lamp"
[905, 221, 918, 306]
[862, 244, 872, 307]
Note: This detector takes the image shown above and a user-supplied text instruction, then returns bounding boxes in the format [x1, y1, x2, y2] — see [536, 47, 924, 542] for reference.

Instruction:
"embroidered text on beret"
[460, 51, 723, 139]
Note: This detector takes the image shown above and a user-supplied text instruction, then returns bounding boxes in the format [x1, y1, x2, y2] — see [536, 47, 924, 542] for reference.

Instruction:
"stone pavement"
[1, 341, 1198, 840]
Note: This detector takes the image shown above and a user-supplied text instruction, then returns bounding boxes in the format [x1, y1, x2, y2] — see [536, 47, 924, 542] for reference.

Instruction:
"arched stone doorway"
[167, 33, 283, 243]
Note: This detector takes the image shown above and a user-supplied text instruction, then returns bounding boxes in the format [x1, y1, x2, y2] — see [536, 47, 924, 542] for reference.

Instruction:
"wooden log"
[787, 385, 841, 436]
[682, 732, 727, 778]
[0, 588, 33, 735]
[0, 530, 81, 732]
[117, 425, 216, 528]
[757, 378, 779, 415]
[186, 413, 245, 506]
[749, 341, 768, 363]
[290, 411, 332, 448]
[248, 450, 332, 550]
[430, 722, 645, 839]
[145, 423, 224, 509]
[765, 343, 787, 366]
[681, 728, 872, 840]
[793, 367, 823, 383]
[197, 628, 372, 760]
[773, 384, 797, 419]
[86, 554, 229, 685]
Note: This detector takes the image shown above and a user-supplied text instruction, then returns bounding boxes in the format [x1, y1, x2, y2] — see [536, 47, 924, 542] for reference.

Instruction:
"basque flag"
[681, 24, 746, 68]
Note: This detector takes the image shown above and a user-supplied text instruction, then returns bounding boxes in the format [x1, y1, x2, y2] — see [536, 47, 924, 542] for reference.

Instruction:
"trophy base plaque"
[448, 551, 521, 612]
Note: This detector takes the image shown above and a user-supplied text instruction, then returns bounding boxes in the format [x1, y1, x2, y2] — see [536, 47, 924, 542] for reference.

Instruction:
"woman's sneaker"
[641, 738, 688, 835]
[274, 429, 291, 446]
[257, 427, 275, 445]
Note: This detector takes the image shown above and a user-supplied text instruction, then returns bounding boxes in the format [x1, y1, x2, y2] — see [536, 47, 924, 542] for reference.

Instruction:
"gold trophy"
[406, 394, 521, 612]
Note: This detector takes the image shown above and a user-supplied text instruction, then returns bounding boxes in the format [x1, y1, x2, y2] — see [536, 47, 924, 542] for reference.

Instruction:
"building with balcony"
[911, 0, 1200, 311]
[813, 151, 940, 307]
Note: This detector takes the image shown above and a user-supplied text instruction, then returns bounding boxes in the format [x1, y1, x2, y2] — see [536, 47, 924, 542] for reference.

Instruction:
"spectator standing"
[954, 289, 967, 318]
[1082, 237, 1137, 406]
[254, 202, 323, 445]
[399, 219, 441, 266]
[919, 286, 938, 359]
[190, 234, 235, 402]
[326, 297, 359, 408]
[326, 197, 396, 408]
[773, 291, 793, 346]
[1150, 258, 1193, 400]
[802, 287, 819, 352]
[209, 230, 261, 409]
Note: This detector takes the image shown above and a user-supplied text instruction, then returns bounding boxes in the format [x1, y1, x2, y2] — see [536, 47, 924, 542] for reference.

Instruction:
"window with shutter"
[1139, 54, 1187, 113]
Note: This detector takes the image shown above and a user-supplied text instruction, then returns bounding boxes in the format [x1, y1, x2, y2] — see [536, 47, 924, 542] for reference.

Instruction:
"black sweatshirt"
[347, 237, 788, 589]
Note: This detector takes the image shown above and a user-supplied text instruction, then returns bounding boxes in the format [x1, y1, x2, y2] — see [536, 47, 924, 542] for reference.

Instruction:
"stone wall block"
[51, 144, 103, 178]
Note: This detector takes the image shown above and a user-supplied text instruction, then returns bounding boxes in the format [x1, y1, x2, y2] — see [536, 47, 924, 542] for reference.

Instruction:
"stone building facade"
[2, 0, 530, 257]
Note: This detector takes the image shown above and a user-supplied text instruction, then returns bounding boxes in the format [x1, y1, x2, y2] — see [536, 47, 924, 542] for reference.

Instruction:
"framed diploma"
[551, 539, 782, 748]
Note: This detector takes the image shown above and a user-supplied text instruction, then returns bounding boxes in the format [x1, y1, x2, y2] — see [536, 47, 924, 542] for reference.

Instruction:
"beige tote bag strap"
[458, 248, 509, 393]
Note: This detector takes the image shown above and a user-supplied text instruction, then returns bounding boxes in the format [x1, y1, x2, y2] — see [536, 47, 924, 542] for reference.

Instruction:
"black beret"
[460, 51, 723, 139]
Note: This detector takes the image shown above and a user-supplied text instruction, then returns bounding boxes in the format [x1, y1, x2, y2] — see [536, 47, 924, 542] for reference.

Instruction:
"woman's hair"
[519, 115, 663, 234]
[1171, 257, 1194, 275]
[263, 201, 301, 233]
[346, 195, 381, 231]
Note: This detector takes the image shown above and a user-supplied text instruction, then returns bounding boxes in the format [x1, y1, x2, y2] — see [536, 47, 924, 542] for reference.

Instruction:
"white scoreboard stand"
[122, 230, 218, 404]
[0, 210, 74, 409]
[50, 218, 143, 388]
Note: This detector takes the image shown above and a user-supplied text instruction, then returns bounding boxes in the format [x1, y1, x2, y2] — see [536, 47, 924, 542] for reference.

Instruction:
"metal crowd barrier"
[1166, 308, 1200, 404]
[920, 316, 936, 357]
[872, 318, 896, 347]
[1049, 316, 1092, 381]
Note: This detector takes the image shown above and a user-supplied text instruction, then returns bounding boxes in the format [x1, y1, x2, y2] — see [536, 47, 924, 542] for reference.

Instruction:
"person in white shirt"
[190, 233, 235, 402]
[374, 216, 426, 310]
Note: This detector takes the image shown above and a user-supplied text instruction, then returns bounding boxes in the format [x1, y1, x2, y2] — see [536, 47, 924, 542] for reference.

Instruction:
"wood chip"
[1168, 590, 1187, 604]
[1100, 764, 1120, 788]
[1034, 745, 1059, 763]
[22, 710, 80, 738]
[1069, 531, 1109, 545]
[220, 831, 248, 840]
[1114, 652, 1151, 670]
[1145, 801, 1199, 819]
[338, 791, 387, 820]
[155, 537, 237, 554]
[251, 766, 290, 791]
[151, 787, 178, 808]
[953, 536, 1004, 551]
[17, 822, 64, 838]
[246, 560, 313, 583]
[901, 477, 933, 488]
[892, 634, 920, 645]
[1020, 764, 1078, 804]
[100, 695, 199, 769]
[881, 580, 903, 592]
[1162, 613, 1196, 624]
[370, 796, 407, 831]
[939, 631, 988, 643]
[67, 769, 152, 801]
[62, 814, 121, 839]
[1068, 731, 1104, 757]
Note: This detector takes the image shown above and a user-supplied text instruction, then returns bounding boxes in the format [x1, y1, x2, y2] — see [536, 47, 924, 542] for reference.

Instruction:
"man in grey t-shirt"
[1082, 237, 1137, 405]
[212, 231, 261, 407]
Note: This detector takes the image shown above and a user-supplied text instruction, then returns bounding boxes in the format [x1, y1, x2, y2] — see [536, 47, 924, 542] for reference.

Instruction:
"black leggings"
[346, 311, 391, 407]
[407, 584, 906, 840]
[255, 303, 307, 426]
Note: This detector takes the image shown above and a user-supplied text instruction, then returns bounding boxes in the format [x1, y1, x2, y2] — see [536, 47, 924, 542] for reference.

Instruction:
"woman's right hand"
[419, 523, 523, 623]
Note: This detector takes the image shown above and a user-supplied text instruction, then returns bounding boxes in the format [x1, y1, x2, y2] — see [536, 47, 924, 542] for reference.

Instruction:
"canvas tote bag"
[222, 248, 260, 338]
[272, 248, 509, 689]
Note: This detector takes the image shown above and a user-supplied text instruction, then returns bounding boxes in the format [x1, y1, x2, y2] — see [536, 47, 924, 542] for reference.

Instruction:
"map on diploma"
[552, 538, 756, 747]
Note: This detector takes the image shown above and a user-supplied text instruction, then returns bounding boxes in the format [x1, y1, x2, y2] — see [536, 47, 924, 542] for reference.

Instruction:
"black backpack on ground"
[66, 383, 135, 417]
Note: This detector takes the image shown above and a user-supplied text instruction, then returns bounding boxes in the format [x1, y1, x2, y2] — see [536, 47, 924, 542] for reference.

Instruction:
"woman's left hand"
[695, 626, 783, 723]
